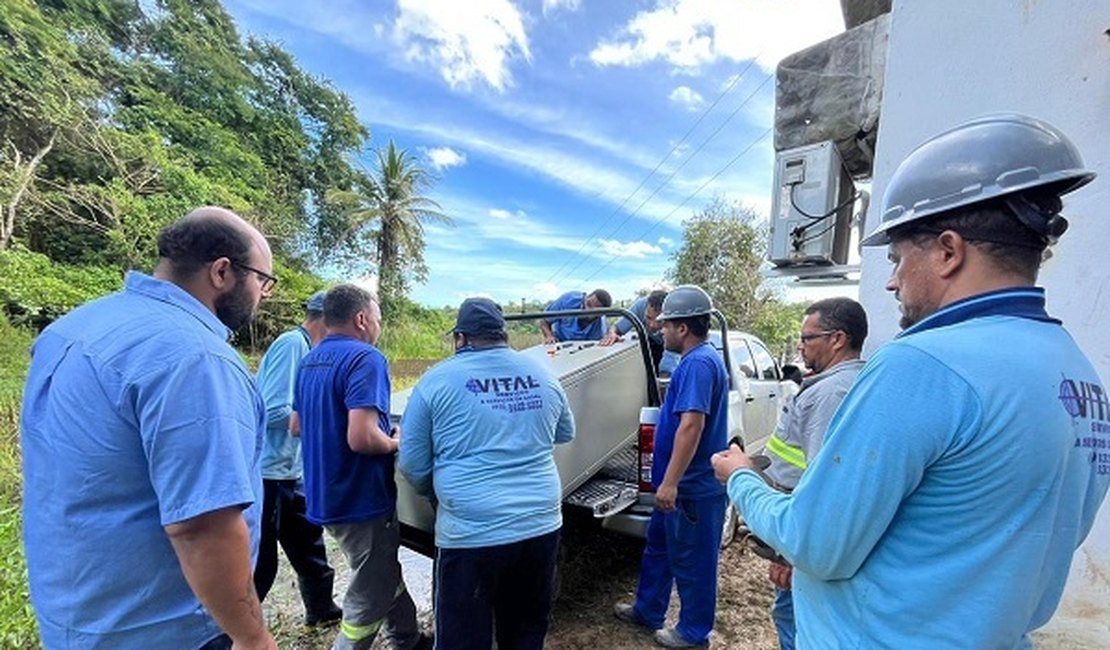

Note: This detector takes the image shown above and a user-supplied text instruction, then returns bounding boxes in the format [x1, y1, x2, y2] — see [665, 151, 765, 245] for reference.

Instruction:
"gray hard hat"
[656, 285, 713, 321]
[862, 113, 1096, 247]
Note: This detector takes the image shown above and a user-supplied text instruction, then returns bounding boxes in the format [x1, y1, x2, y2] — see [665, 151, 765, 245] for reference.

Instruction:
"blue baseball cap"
[305, 290, 326, 313]
[452, 297, 506, 337]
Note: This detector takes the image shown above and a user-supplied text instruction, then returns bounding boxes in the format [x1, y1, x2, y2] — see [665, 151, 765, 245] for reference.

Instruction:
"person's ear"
[209, 257, 233, 290]
[934, 230, 967, 279]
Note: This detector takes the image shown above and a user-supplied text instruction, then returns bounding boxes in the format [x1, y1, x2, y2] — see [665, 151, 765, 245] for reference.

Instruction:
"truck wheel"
[720, 503, 738, 549]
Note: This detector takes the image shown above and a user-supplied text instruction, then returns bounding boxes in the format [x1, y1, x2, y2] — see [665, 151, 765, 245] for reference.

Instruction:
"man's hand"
[543, 334, 557, 345]
[655, 482, 678, 512]
[768, 562, 793, 591]
[599, 329, 621, 346]
[712, 445, 755, 483]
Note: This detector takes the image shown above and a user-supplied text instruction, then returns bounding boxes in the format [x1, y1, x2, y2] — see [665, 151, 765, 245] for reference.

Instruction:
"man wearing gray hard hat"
[615, 285, 729, 648]
[713, 114, 1109, 647]
[253, 290, 342, 624]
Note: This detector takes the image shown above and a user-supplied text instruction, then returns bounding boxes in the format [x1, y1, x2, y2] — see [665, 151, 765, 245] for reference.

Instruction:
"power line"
[543, 60, 761, 286]
[580, 127, 773, 284]
[552, 72, 774, 287]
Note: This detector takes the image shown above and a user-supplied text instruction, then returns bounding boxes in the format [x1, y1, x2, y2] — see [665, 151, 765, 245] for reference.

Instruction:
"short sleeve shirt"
[545, 291, 606, 341]
[21, 271, 265, 649]
[652, 341, 729, 498]
[295, 334, 396, 524]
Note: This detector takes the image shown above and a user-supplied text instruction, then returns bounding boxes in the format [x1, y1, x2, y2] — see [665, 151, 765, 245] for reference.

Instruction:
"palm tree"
[326, 140, 452, 316]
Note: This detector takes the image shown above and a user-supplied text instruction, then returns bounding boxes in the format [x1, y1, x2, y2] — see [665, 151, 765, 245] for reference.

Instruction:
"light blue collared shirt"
[21, 271, 265, 649]
[257, 327, 311, 479]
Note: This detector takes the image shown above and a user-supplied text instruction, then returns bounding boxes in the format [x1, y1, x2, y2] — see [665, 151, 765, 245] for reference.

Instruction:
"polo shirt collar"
[124, 271, 232, 340]
[898, 286, 1060, 339]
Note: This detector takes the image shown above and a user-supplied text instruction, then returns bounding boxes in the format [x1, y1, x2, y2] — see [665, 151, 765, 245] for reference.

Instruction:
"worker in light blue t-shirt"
[294, 284, 428, 650]
[540, 288, 611, 343]
[713, 114, 1109, 649]
[253, 290, 341, 626]
[399, 297, 575, 650]
[614, 285, 729, 649]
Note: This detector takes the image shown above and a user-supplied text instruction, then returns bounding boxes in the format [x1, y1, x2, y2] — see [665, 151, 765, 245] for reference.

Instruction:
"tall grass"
[0, 315, 39, 647]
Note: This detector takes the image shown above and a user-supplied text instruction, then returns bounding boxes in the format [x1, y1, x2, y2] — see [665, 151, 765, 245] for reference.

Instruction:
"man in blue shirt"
[714, 114, 1108, 648]
[254, 290, 342, 625]
[399, 297, 575, 650]
[21, 207, 277, 649]
[614, 285, 729, 648]
[540, 288, 611, 343]
[599, 289, 679, 373]
[293, 284, 426, 650]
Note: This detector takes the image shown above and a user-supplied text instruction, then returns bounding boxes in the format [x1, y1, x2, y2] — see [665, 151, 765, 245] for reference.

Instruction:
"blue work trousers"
[633, 494, 726, 643]
[772, 586, 796, 650]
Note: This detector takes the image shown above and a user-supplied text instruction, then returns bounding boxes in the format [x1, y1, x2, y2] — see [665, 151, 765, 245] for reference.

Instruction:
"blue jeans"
[631, 494, 726, 644]
[772, 586, 796, 650]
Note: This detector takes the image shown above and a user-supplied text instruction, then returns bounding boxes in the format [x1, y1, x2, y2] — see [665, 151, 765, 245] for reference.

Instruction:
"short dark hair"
[889, 195, 1049, 280]
[806, 297, 868, 351]
[672, 314, 710, 339]
[590, 289, 612, 308]
[156, 215, 252, 277]
[305, 308, 325, 322]
[324, 284, 375, 327]
[462, 331, 509, 347]
[646, 290, 667, 311]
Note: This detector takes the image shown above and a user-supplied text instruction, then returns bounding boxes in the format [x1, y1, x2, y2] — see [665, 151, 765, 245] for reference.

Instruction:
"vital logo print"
[1058, 378, 1109, 422]
[465, 375, 542, 394]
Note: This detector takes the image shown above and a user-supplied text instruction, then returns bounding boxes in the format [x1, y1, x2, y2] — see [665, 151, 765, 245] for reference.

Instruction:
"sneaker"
[613, 602, 658, 631]
[653, 627, 708, 648]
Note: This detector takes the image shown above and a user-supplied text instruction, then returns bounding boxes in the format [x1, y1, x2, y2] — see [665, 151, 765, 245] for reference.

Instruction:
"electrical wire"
[544, 60, 764, 286]
[580, 127, 773, 284]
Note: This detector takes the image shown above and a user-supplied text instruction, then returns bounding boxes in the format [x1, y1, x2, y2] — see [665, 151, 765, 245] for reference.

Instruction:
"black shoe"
[410, 633, 434, 650]
[304, 602, 342, 626]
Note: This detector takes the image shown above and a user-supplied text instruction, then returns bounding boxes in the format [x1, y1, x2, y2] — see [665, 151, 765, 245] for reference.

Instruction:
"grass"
[0, 315, 39, 648]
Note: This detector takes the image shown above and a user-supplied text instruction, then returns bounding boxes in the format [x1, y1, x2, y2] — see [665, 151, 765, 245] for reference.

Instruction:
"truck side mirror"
[739, 363, 756, 379]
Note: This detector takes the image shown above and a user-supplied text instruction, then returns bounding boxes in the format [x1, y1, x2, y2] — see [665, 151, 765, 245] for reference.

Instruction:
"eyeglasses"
[799, 330, 837, 343]
[231, 261, 278, 294]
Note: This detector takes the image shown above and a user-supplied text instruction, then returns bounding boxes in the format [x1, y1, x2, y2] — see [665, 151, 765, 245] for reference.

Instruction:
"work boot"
[613, 602, 658, 631]
[299, 574, 343, 626]
[653, 627, 708, 648]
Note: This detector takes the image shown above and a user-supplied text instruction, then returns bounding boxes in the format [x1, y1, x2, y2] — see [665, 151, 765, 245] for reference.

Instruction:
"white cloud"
[657, 236, 674, 247]
[542, 0, 582, 17]
[488, 208, 528, 219]
[589, 0, 843, 73]
[599, 239, 663, 258]
[393, 0, 532, 91]
[426, 146, 467, 170]
[668, 85, 704, 111]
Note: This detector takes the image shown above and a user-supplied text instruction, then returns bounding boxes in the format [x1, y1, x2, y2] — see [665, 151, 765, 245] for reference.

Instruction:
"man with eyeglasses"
[22, 207, 277, 649]
[757, 297, 867, 650]
[713, 115, 1108, 647]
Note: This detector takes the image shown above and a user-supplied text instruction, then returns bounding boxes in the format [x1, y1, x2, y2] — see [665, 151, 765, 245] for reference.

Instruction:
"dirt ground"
[265, 511, 778, 649]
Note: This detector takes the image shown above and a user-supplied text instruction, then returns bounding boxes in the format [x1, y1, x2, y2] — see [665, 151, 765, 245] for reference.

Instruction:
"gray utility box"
[768, 141, 855, 267]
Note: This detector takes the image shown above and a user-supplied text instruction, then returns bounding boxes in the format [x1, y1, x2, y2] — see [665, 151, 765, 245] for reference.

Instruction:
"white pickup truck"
[391, 308, 798, 555]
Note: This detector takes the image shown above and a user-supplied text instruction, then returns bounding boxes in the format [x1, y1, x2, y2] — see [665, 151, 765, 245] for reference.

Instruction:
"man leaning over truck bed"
[713, 113, 1110, 648]
[399, 297, 575, 650]
[614, 285, 729, 648]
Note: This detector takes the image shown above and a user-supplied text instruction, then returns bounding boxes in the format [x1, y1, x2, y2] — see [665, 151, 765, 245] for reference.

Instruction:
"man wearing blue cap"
[254, 290, 342, 625]
[399, 297, 575, 650]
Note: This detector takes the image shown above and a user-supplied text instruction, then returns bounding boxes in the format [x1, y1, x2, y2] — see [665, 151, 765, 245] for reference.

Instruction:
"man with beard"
[21, 207, 277, 649]
[713, 114, 1109, 647]
[293, 284, 427, 650]
[757, 297, 867, 650]
[614, 285, 729, 648]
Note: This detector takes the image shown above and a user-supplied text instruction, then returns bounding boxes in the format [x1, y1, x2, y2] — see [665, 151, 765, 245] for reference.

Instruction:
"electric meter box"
[769, 141, 856, 267]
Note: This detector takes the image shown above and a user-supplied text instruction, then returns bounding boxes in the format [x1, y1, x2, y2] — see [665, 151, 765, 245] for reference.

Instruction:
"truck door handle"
[744, 395, 755, 402]
[768, 393, 777, 398]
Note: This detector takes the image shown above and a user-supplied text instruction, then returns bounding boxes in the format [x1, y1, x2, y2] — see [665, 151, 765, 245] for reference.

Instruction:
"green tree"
[326, 141, 452, 318]
[668, 197, 771, 328]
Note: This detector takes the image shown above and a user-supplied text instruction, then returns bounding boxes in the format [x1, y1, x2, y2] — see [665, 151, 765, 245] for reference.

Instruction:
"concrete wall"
[857, 0, 1110, 645]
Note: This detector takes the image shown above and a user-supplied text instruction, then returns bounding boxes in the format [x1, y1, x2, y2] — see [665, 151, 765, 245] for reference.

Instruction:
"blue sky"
[224, 0, 846, 307]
